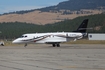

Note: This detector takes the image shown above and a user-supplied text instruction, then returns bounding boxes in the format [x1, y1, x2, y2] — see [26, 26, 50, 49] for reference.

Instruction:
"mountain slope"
[0, 0, 105, 24]
[2, 0, 105, 14]
[39, 0, 105, 12]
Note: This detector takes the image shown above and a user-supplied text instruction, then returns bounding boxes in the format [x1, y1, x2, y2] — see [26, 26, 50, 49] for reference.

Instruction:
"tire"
[52, 44, 56, 47]
[57, 44, 60, 47]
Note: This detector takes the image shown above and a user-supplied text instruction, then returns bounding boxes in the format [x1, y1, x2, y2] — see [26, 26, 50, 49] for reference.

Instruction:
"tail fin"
[75, 19, 89, 33]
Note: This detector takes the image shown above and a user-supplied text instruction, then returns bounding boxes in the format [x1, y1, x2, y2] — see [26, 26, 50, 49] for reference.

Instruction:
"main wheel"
[52, 44, 56, 47]
[57, 44, 60, 47]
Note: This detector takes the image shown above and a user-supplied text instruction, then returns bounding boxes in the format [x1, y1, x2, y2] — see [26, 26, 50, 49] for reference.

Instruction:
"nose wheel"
[24, 43, 27, 47]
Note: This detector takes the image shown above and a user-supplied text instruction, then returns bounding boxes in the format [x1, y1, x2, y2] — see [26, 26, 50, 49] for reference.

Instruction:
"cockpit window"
[20, 36, 24, 38]
[20, 35, 27, 38]
[25, 36, 27, 37]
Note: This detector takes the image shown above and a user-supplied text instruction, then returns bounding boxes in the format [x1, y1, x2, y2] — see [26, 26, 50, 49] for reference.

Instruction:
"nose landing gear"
[24, 43, 27, 47]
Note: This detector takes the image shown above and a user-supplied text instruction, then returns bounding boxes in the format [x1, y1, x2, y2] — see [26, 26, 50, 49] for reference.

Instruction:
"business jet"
[12, 19, 89, 47]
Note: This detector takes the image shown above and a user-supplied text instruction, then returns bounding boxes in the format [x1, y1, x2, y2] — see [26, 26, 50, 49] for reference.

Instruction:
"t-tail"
[74, 19, 89, 33]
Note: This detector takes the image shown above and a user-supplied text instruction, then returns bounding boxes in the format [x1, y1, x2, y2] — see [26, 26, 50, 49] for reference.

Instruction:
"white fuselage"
[12, 32, 84, 44]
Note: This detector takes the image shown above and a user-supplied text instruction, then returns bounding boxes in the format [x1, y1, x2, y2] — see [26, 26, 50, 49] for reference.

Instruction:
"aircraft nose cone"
[12, 40, 17, 44]
[12, 39, 19, 44]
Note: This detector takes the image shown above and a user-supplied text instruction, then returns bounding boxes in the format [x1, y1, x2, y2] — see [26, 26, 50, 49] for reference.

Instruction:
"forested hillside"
[39, 0, 105, 12]
[1, 0, 105, 15]
[0, 14, 105, 39]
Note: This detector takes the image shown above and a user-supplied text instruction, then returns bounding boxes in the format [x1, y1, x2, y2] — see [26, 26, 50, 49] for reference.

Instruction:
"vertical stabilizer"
[76, 19, 89, 33]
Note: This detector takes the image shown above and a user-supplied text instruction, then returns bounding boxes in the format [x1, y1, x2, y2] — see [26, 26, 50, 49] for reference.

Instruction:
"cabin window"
[66, 34, 68, 37]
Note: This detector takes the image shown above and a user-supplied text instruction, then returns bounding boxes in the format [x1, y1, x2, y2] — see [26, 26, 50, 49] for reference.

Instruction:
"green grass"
[66, 40, 105, 44]
[2, 40, 105, 46]
[3, 41, 22, 46]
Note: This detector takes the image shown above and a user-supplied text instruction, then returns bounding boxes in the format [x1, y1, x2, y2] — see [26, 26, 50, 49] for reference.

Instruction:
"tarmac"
[0, 44, 105, 70]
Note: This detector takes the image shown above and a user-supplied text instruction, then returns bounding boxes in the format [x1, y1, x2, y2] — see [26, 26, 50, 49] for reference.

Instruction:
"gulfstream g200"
[12, 19, 89, 47]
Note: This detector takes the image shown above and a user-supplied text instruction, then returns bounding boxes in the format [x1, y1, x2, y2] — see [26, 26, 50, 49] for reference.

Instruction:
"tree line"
[0, 14, 105, 39]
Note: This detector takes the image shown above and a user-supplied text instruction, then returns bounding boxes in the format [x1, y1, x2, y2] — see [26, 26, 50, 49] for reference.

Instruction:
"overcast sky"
[0, 0, 67, 14]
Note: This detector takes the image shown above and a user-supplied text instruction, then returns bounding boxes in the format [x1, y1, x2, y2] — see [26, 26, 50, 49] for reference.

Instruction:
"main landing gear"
[52, 44, 60, 47]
